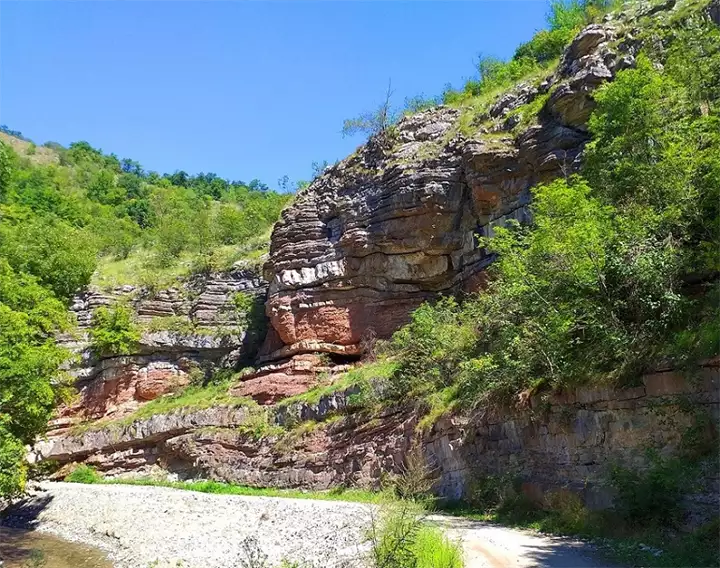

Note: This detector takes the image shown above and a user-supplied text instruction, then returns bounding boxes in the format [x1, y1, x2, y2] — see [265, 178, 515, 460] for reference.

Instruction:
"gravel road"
[2, 483, 613, 568]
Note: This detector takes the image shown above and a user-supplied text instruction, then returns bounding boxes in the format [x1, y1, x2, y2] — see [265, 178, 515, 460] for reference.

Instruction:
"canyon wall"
[259, 22, 632, 363]
[40, 0, 720, 527]
[39, 362, 719, 524]
[55, 267, 266, 428]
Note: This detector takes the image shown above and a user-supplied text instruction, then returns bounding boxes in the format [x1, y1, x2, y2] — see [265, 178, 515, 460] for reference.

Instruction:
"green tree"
[0, 260, 70, 497]
[89, 305, 140, 357]
[0, 141, 16, 200]
[342, 81, 398, 138]
[0, 208, 98, 299]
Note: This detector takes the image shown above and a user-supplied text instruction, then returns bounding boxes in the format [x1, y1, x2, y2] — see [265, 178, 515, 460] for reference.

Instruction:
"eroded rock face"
[58, 267, 266, 423]
[261, 21, 631, 361]
[39, 364, 719, 523]
[230, 353, 352, 405]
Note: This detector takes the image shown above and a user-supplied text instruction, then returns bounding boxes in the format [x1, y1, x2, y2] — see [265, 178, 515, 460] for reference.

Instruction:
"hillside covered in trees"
[0, 132, 289, 496]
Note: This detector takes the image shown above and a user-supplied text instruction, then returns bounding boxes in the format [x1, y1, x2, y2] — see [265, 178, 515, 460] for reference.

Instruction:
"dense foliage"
[388, 19, 720, 406]
[89, 305, 141, 357]
[0, 260, 70, 497]
[0, 134, 289, 496]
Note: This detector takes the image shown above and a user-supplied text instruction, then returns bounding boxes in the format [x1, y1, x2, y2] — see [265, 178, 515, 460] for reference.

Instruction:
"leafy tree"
[0, 208, 98, 299]
[89, 305, 141, 357]
[0, 140, 16, 200]
[0, 260, 69, 497]
[248, 179, 269, 192]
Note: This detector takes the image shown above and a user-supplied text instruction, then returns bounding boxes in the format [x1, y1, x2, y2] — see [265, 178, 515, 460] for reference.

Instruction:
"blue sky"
[1, 2, 549, 190]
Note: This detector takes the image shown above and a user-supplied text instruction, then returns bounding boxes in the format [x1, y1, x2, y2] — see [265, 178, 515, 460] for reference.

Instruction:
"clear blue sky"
[1, 1, 549, 190]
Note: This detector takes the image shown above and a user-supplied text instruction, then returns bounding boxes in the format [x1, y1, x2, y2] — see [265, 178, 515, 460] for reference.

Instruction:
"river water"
[0, 527, 112, 568]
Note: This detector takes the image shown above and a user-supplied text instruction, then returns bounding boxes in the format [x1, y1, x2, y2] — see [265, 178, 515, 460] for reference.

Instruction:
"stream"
[0, 527, 112, 568]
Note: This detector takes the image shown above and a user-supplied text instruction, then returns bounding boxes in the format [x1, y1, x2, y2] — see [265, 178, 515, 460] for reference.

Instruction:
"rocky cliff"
[55, 266, 266, 427]
[41, 0, 720, 525]
[37, 362, 719, 526]
[260, 21, 633, 364]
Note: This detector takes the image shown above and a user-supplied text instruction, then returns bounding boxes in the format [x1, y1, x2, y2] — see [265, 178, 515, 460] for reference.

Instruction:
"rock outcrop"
[39, 363, 719, 526]
[57, 267, 266, 424]
[259, 19, 637, 363]
[39, 0, 719, 529]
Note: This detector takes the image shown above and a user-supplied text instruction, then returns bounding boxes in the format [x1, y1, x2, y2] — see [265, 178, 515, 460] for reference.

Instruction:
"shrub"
[233, 291, 265, 330]
[609, 452, 691, 528]
[342, 81, 398, 139]
[0, 428, 27, 498]
[391, 446, 438, 503]
[64, 463, 102, 484]
[89, 305, 140, 357]
[514, 27, 576, 62]
[368, 501, 464, 568]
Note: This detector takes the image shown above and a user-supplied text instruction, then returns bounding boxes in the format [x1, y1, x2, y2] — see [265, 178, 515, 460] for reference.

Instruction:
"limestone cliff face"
[262, 23, 631, 361]
[56, 267, 266, 427]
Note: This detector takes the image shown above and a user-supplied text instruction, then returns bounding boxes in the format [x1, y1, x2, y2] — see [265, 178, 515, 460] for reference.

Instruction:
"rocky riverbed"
[1, 483, 612, 568]
[2, 483, 371, 568]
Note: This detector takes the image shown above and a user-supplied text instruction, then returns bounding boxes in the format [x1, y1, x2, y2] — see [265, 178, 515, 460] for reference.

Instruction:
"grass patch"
[412, 524, 464, 568]
[64, 464, 102, 484]
[71, 381, 255, 435]
[448, 59, 559, 138]
[417, 386, 459, 433]
[277, 359, 398, 409]
[92, 232, 270, 292]
[99, 477, 386, 504]
[92, 248, 195, 290]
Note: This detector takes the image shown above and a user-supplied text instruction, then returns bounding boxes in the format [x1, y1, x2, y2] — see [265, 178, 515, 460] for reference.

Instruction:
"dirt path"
[429, 515, 613, 568]
[1, 483, 613, 568]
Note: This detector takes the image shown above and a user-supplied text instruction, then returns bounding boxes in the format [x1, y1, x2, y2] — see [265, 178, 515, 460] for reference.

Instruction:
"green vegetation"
[383, 21, 720, 411]
[443, 0, 619, 106]
[71, 381, 255, 434]
[0, 127, 288, 497]
[89, 305, 141, 357]
[276, 359, 397, 409]
[342, 1, 622, 141]
[368, 497, 464, 568]
[0, 134, 290, 297]
[64, 464, 102, 484]
[449, 462, 719, 568]
[342, 81, 398, 139]
[0, 260, 71, 497]
[101, 477, 385, 504]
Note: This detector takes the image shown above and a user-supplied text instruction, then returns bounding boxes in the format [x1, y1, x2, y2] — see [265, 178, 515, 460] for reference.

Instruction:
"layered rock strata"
[40, 363, 719, 525]
[261, 21, 634, 361]
[57, 267, 266, 424]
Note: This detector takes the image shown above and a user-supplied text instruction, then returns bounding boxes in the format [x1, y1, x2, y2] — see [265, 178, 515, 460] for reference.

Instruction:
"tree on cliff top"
[342, 81, 399, 139]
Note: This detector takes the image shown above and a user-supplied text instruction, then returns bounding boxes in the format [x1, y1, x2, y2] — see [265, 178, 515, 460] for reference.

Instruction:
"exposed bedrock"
[39, 363, 719, 526]
[56, 267, 267, 424]
[261, 22, 632, 361]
